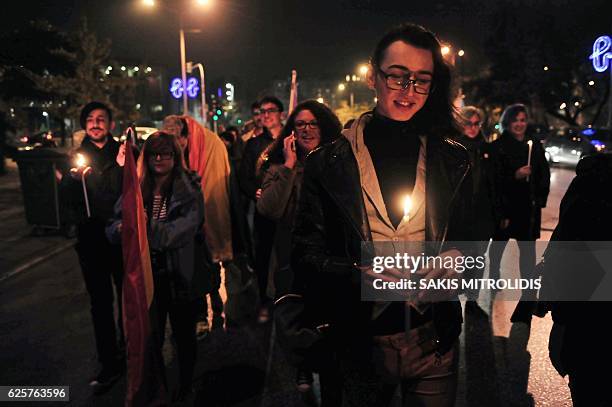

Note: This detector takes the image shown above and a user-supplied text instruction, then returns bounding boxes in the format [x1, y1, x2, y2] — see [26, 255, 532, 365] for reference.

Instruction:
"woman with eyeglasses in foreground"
[455, 106, 500, 306]
[107, 132, 212, 402]
[256, 100, 342, 400]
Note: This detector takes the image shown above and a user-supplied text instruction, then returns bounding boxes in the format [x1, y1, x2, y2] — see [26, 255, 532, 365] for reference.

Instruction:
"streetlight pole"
[142, 1, 212, 116]
[179, 17, 188, 115]
[188, 62, 207, 126]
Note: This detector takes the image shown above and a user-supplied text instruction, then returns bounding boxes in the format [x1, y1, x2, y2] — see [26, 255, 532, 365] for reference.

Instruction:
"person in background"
[163, 115, 232, 334]
[241, 101, 265, 143]
[226, 125, 244, 167]
[489, 103, 550, 323]
[239, 96, 284, 323]
[455, 106, 499, 306]
[257, 100, 342, 397]
[107, 132, 211, 402]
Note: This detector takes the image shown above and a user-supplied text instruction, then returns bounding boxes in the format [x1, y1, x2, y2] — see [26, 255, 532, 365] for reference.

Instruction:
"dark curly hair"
[265, 100, 342, 166]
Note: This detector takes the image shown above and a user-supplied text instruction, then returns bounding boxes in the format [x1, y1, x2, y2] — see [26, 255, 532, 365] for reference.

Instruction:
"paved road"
[0, 158, 578, 406]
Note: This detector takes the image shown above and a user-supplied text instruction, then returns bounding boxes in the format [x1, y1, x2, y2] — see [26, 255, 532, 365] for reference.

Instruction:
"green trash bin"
[15, 148, 70, 230]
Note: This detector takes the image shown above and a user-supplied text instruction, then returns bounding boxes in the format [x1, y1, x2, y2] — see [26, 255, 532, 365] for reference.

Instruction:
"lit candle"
[75, 153, 91, 218]
[402, 195, 412, 222]
[527, 140, 533, 166]
[76, 153, 86, 168]
[526, 140, 533, 182]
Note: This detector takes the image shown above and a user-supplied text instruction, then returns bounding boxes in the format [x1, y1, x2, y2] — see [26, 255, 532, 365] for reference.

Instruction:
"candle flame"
[75, 153, 87, 168]
[527, 140, 533, 146]
[403, 195, 412, 219]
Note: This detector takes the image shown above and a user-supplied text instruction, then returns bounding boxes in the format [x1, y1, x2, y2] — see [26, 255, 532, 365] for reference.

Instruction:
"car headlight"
[546, 146, 560, 154]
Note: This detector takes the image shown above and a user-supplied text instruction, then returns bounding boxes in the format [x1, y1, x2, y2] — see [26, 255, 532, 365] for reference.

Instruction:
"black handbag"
[273, 293, 331, 370]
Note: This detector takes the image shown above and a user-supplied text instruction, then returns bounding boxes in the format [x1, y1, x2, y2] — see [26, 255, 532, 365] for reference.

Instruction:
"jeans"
[339, 322, 458, 407]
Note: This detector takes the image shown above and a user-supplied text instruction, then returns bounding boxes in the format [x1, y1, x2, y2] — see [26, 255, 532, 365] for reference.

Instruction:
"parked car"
[544, 128, 595, 167]
[17, 131, 57, 149]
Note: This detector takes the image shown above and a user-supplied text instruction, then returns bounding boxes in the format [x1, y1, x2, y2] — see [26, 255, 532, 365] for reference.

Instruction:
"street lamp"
[186, 61, 207, 126]
[141, 0, 212, 115]
[42, 111, 50, 130]
[358, 64, 369, 76]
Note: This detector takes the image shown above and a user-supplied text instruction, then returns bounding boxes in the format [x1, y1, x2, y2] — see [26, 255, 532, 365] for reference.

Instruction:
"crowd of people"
[58, 21, 609, 407]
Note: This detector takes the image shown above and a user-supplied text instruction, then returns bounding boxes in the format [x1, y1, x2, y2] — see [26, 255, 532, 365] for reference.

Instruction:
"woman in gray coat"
[257, 100, 341, 398]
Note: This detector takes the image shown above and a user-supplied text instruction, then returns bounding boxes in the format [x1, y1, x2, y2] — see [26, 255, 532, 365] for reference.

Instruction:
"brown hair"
[137, 131, 186, 205]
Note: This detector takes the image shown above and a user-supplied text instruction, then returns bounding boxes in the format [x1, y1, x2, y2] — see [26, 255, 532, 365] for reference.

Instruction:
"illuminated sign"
[169, 77, 200, 99]
[590, 35, 612, 73]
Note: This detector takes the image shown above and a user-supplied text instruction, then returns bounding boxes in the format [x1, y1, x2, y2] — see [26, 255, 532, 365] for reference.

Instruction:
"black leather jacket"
[291, 126, 474, 353]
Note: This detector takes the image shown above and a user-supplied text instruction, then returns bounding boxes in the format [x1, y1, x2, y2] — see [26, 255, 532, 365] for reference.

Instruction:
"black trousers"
[152, 273, 202, 390]
[253, 210, 276, 304]
[76, 226, 124, 369]
[569, 368, 612, 407]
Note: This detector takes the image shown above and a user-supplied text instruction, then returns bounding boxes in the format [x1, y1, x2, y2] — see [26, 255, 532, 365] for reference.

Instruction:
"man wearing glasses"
[239, 96, 284, 322]
[292, 24, 473, 405]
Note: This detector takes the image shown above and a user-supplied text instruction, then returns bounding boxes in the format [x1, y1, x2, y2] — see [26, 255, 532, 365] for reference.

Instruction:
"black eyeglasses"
[252, 110, 261, 116]
[148, 152, 174, 161]
[465, 121, 482, 128]
[377, 68, 433, 94]
[260, 108, 280, 115]
[294, 120, 319, 130]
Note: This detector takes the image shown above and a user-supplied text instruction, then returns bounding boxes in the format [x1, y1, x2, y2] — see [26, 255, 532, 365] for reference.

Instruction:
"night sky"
[3, 0, 610, 102]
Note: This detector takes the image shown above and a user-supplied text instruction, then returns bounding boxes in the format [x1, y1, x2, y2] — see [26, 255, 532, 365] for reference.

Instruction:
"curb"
[0, 240, 75, 284]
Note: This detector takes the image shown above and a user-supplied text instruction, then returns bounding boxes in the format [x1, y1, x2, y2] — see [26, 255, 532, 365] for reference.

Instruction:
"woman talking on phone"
[256, 100, 341, 399]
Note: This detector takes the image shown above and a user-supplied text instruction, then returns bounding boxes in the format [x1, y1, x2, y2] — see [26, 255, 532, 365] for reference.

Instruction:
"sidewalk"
[0, 160, 75, 283]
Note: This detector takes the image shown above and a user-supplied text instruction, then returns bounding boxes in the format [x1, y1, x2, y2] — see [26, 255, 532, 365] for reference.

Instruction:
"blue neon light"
[581, 128, 595, 136]
[590, 36, 612, 73]
[186, 78, 199, 98]
[590, 139, 604, 148]
[170, 78, 183, 99]
[169, 77, 200, 99]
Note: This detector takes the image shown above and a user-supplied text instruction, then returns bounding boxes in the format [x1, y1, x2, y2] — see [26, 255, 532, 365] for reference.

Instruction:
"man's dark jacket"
[61, 135, 123, 241]
[238, 128, 275, 200]
[291, 130, 474, 354]
[454, 133, 501, 242]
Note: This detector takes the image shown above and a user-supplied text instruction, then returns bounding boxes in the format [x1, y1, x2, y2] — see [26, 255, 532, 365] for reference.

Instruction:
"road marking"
[0, 241, 75, 284]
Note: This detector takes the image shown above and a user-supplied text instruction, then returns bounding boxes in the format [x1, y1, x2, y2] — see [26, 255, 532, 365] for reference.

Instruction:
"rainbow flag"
[121, 141, 167, 406]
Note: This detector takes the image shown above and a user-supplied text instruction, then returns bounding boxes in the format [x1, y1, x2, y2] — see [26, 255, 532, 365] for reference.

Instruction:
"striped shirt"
[152, 195, 168, 221]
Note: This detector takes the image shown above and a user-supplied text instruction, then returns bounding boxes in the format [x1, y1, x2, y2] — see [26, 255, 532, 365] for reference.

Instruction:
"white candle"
[75, 153, 91, 218]
[402, 195, 412, 222]
[527, 140, 533, 166]
[526, 140, 533, 182]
